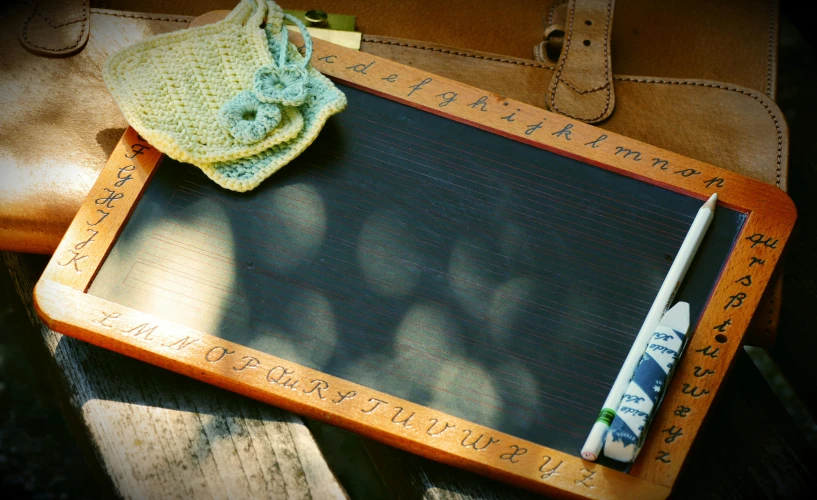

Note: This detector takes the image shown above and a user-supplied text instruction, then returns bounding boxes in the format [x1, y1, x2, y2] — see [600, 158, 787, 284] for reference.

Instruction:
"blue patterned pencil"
[603, 302, 691, 462]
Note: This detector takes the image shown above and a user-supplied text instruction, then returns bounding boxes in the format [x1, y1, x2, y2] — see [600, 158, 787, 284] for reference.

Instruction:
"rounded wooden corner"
[32, 279, 60, 331]
[765, 186, 798, 225]
[28, 39, 797, 499]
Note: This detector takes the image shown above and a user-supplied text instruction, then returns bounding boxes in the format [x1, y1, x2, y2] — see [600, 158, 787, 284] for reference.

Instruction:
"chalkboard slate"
[88, 84, 745, 466]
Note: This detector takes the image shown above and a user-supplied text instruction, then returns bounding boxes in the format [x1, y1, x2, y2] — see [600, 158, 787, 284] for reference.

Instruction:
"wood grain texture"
[360, 353, 817, 499]
[305, 36, 798, 490]
[33, 278, 670, 500]
[630, 211, 793, 487]
[30, 34, 797, 498]
[7, 252, 814, 499]
[3, 251, 347, 499]
[6, 10, 816, 498]
[40, 128, 162, 293]
[302, 35, 795, 217]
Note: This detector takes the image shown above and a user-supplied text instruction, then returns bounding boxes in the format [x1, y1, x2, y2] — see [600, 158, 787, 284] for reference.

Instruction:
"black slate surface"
[89, 84, 744, 465]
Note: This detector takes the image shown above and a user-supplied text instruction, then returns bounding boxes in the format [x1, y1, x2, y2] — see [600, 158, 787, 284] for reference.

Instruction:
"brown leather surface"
[102, 0, 779, 99]
[101, 0, 548, 60]
[611, 0, 779, 99]
[542, 0, 779, 99]
[0, 5, 192, 254]
[1, 24, 788, 253]
[360, 37, 788, 347]
[1, 15, 789, 251]
[1, 2, 787, 345]
[19, 0, 90, 56]
[362, 36, 788, 190]
[536, 0, 569, 65]
[546, 0, 616, 123]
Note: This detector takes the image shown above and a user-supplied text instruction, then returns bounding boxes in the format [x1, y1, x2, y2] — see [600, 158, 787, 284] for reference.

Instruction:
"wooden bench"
[3, 247, 816, 498]
[2, 7, 817, 498]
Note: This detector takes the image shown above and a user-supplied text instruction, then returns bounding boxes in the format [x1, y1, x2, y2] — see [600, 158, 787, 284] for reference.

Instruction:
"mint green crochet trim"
[102, 0, 346, 192]
[218, 90, 283, 144]
[254, 64, 309, 107]
[203, 67, 346, 191]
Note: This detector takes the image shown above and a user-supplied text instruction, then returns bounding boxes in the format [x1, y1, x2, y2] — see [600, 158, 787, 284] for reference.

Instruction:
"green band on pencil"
[596, 408, 617, 426]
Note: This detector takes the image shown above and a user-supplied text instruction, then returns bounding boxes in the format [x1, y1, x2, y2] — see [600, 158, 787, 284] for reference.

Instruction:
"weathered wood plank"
[31, 25, 797, 496]
[357, 352, 816, 499]
[5, 253, 817, 499]
[3, 251, 347, 499]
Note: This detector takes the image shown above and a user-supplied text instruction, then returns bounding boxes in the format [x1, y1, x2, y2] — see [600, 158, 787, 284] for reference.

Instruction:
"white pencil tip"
[582, 422, 607, 461]
[703, 193, 718, 211]
[660, 302, 690, 333]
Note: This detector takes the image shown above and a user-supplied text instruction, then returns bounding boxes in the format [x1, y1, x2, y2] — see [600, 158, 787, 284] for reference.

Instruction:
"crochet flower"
[218, 90, 282, 144]
[253, 64, 309, 107]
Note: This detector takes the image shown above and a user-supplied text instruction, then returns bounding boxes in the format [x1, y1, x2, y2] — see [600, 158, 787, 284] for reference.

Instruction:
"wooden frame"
[34, 36, 796, 499]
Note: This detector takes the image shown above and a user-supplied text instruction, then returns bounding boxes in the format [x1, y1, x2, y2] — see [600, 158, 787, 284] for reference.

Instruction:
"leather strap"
[19, 0, 90, 56]
[534, 0, 568, 64]
[545, 0, 615, 123]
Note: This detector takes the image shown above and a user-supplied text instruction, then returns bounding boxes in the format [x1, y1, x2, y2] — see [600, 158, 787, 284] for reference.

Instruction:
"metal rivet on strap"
[304, 9, 328, 27]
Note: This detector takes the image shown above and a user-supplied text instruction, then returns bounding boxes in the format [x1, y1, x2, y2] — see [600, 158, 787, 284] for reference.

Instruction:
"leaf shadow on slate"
[88, 84, 745, 471]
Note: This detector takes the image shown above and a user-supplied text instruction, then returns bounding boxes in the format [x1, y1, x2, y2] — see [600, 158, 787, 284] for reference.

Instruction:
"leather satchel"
[0, 0, 785, 346]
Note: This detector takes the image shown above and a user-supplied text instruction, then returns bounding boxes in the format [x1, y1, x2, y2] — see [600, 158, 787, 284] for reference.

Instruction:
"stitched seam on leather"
[547, 0, 569, 26]
[765, 0, 777, 97]
[362, 38, 783, 183]
[614, 77, 783, 187]
[548, 0, 575, 112]
[91, 10, 191, 24]
[558, 79, 610, 94]
[549, 0, 613, 121]
[365, 36, 603, 92]
[37, 12, 84, 29]
[360, 38, 556, 70]
[537, 1, 568, 63]
[22, 0, 89, 52]
[534, 41, 545, 62]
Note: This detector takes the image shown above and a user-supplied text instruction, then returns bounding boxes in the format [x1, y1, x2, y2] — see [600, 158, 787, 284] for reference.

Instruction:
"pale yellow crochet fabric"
[103, 0, 346, 192]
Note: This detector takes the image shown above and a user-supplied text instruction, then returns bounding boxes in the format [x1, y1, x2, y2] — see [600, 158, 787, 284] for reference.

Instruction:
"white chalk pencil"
[581, 193, 717, 461]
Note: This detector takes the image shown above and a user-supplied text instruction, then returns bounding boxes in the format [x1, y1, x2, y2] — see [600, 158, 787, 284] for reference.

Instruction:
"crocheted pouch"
[103, 0, 346, 192]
